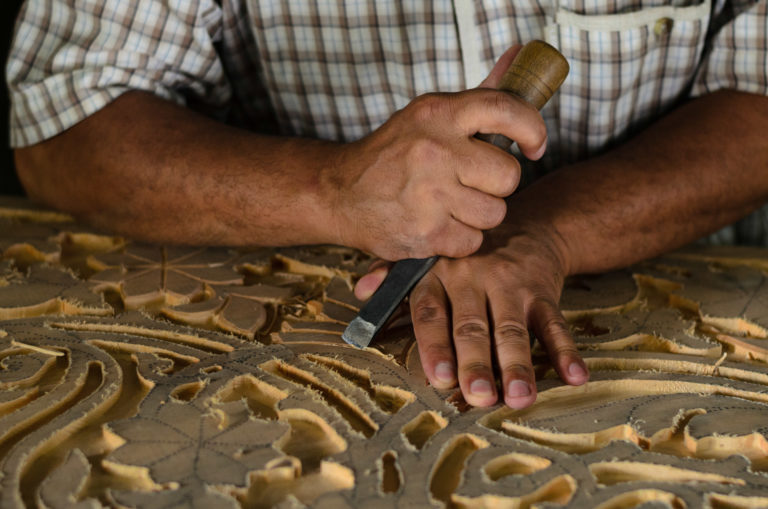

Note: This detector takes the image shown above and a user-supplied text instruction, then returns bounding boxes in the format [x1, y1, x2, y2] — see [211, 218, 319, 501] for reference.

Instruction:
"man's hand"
[356, 225, 589, 408]
[328, 84, 547, 261]
[325, 44, 547, 261]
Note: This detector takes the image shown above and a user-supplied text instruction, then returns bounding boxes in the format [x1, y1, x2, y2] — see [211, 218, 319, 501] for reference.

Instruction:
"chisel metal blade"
[342, 256, 438, 348]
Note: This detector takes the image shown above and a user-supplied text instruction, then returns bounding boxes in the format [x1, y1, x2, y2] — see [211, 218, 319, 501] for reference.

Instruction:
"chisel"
[342, 40, 570, 349]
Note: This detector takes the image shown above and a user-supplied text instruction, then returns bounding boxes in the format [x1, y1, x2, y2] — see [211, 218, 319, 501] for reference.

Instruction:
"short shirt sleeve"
[691, 0, 768, 97]
[6, 0, 230, 148]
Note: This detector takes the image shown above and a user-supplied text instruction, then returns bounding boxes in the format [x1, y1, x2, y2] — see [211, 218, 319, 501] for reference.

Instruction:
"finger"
[528, 298, 589, 386]
[487, 285, 538, 409]
[449, 186, 507, 231]
[411, 271, 456, 389]
[354, 263, 392, 300]
[367, 259, 391, 272]
[478, 45, 523, 89]
[454, 139, 521, 197]
[441, 270, 498, 407]
[449, 89, 547, 160]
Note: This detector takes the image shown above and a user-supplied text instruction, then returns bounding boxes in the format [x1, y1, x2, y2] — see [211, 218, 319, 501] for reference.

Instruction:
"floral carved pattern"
[3, 198, 768, 508]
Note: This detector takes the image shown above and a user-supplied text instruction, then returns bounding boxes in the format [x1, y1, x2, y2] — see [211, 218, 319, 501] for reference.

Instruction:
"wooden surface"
[2, 196, 768, 508]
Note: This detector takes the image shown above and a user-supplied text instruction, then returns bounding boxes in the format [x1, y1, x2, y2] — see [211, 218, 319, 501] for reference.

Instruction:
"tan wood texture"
[2, 196, 768, 508]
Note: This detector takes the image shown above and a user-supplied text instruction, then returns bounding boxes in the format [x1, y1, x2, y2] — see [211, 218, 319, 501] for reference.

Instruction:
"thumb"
[354, 262, 392, 300]
[478, 44, 523, 89]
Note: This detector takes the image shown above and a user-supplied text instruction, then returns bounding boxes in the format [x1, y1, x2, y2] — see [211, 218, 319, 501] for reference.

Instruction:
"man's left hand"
[355, 224, 589, 408]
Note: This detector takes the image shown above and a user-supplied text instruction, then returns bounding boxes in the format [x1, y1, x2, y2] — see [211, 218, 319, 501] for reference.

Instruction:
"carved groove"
[303, 354, 416, 413]
[401, 411, 447, 450]
[3, 199, 768, 507]
[429, 434, 489, 504]
[259, 359, 378, 437]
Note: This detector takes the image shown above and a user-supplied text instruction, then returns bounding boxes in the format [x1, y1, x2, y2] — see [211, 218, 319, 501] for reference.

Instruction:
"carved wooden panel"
[2, 197, 768, 508]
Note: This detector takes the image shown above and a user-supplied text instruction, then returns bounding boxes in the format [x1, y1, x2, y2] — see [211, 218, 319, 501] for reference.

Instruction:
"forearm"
[15, 91, 343, 246]
[506, 89, 768, 275]
[15, 82, 547, 260]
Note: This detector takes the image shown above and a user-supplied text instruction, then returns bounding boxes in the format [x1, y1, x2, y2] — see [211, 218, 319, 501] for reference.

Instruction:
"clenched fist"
[324, 46, 547, 261]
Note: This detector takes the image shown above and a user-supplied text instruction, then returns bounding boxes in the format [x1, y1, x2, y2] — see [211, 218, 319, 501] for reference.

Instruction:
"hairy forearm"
[506, 89, 768, 275]
[15, 81, 548, 261]
[15, 91, 344, 246]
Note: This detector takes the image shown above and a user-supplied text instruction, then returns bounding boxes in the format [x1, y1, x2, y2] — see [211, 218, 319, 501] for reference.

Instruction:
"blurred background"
[3, 0, 27, 196]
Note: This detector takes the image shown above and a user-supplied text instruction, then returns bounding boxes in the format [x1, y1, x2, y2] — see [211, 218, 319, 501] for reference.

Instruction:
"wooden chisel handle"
[342, 40, 570, 349]
[476, 40, 570, 150]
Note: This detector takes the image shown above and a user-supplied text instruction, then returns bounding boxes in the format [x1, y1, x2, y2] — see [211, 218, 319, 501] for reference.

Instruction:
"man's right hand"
[325, 48, 548, 261]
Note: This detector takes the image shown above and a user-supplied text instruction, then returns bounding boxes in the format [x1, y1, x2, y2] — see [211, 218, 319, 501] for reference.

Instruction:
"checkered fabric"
[6, 0, 768, 243]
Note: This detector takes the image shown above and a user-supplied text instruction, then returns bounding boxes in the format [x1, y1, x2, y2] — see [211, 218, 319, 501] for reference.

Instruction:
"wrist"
[313, 140, 358, 249]
[256, 137, 351, 248]
[493, 218, 574, 279]
[498, 179, 580, 277]
[536, 222, 573, 277]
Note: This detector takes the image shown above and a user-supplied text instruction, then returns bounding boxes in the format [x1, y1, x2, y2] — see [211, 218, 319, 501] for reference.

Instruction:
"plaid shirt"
[7, 0, 768, 243]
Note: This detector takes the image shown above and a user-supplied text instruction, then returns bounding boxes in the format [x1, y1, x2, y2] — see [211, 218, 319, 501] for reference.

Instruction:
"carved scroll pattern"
[3, 199, 768, 508]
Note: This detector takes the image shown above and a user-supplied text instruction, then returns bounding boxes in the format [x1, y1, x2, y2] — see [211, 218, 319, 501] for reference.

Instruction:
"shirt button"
[654, 17, 674, 37]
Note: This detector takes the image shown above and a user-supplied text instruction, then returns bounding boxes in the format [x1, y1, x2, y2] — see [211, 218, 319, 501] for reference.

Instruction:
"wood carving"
[2, 196, 768, 508]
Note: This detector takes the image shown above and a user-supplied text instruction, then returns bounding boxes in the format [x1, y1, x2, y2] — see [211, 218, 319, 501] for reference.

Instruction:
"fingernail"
[507, 379, 531, 398]
[470, 379, 493, 396]
[532, 137, 547, 160]
[435, 362, 455, 383]
[568, 361, 587, 379]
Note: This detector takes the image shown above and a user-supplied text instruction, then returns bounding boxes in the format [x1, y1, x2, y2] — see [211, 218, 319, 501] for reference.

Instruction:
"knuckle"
[459, 360, 493, 377]
[541, 315, 572, 339]
[411, 296, 448, 325]
[449, 230, 483, 258]
[421, 341, 455, 360]
[551, 343, 580, 358]
[410, 216, 443, 249]
[501, 362, 534, 379]
[410, 93, 449, 122]
[449, 256, 474, 272]
[439, 238, 460, 259]
[494, 320, 530, 343]
[487, 262, 517, 284]
[499, 163, 521, 195]
[413, 219, 433, 240]
[520, 113, 547, 148]
[481, 91, 513, 116]
[485, 198, 507, 228]
[407, 137, 444, 167]
[468, 231, 484, 253]
[453, 319, 491, 343]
